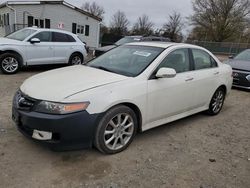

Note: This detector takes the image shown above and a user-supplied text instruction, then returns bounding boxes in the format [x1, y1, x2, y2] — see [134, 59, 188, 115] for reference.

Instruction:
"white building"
[0, 0, 102, 48]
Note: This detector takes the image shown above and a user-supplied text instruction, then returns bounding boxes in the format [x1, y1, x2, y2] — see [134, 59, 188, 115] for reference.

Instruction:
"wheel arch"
[104, 102, 143, 133]
[0, 50, 24, 66]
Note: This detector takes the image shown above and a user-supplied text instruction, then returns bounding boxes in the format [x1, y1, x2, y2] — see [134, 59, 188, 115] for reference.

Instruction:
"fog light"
[32, 130, 52, 140]
[246, 75, 250, 82]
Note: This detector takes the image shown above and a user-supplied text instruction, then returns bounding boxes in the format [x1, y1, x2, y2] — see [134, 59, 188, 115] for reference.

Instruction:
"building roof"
[0, 0, 102, 22]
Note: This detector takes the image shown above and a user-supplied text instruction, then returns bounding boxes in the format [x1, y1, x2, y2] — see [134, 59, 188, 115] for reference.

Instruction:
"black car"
[226, 49, 250, 89]
[94, 36, 170, 57]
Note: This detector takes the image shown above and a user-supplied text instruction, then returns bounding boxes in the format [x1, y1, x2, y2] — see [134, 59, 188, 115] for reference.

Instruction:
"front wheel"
[68, 53, 84, 65]
[207, 87, 226, 115]
[94, 105, 138, 154]
[0, 53, 21, 74]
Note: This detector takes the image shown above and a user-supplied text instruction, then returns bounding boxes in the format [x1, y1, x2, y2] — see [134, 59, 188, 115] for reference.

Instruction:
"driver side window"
[157, 48, 190, 73]
[31, 31, 52, 42]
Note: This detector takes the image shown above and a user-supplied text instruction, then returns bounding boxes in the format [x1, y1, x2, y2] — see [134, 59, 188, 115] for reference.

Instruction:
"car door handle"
[214, 71, 219, 75]
[49, 46, 53, 49]
[185, 77, 194, 82]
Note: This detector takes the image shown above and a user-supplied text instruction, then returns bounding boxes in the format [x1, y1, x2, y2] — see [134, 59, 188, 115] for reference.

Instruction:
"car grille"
[13, 91, 37, 111]
[232, 69, 250, 87]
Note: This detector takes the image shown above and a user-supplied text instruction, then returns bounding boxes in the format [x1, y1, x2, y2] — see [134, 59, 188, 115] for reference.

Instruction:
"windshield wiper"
[91, 66, 116, 73]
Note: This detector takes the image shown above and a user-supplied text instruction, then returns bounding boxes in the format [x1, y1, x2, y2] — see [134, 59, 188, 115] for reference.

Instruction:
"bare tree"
[132, 15, 154, 35]
[110, 10, 129, 35]
[81, 2, 105, 20]
[191, 0, 250, 42]
[162, 12, 184, 42]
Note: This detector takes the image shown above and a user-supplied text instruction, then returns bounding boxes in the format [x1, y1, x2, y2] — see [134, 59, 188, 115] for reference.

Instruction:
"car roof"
[125, 42, 201, 49]
[25, 27, 75, 36]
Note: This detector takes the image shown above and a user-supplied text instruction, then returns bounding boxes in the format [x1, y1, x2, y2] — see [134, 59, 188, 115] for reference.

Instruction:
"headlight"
[35, 101, 90, 114]
[246, 75, 250, 82]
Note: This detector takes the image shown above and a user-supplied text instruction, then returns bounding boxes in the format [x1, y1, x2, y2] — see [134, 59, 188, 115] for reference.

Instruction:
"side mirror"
[30, 38, 40, 44]
[156, 68, 177, 78]
[228, 55, 234, 59]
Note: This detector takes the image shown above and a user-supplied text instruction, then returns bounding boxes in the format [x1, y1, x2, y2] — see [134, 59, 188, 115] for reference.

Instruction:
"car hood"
[20, 65, 128, 102]
[0, 37, 22, 45]
[226, 59, 250, 71]
[95, 45, 117, 52]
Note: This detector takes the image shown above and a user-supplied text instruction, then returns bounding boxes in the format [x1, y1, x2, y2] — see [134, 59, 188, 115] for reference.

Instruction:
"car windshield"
[88, 45, 164, 77]
[6, 28, 37, 41]
[234, 50, 250, 61]
[115, 37, 141, 46]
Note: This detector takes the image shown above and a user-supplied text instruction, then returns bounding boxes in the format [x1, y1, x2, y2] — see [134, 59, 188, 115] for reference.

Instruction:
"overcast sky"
[0, 0, 194, 30]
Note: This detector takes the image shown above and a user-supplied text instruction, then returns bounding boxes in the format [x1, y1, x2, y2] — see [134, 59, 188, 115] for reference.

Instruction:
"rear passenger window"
[52, 32, 75, 42]
[192, 49, 217, 70]
[32, 31, 51, 42]
[157, 48, 190, 73]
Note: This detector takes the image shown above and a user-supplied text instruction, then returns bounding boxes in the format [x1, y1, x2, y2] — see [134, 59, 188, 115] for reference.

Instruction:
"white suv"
[0, 27, 87, 74]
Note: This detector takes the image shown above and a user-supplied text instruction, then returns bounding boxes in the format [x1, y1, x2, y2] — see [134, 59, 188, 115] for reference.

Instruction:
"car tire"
[68, 53, 84, 65]
[207, 87, 226, 115]
[0, 53, 21, 74]
[94, 105, 138, 154]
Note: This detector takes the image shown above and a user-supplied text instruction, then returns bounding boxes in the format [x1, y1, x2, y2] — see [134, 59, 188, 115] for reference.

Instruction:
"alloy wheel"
[211, 90, 224, 114]
[104, 113, 134, 151]
[71, 56, 82, 65]
[1, 57, 19, 73]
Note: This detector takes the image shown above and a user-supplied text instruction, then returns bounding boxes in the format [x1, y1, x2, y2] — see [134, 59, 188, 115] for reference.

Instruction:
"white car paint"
[20, 42, 233, 132]
[0, 27, 87, 66]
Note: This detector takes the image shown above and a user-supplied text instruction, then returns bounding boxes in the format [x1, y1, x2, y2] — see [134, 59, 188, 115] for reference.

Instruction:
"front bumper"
[232, 69, 250, 89]
[12, 104, 101, 151]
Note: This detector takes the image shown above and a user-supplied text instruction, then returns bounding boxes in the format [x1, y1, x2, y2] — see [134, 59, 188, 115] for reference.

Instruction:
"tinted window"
[32, 31, 51, 42]
[158, 49, 190, 73]
[192, 49, 217, 70]
[52, 32, 75, 42]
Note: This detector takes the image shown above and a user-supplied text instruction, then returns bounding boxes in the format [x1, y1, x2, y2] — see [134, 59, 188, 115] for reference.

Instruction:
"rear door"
[52, 32, 76, 64]
[190, 48, 220, 107]
[26, 31, 54, 65]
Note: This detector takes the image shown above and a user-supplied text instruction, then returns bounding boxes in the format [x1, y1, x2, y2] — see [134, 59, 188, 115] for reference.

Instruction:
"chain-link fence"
[187, 41, 250, 55]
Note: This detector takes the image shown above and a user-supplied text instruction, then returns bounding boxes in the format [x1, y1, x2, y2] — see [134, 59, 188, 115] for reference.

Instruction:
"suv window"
[31, 31, 51, 42]
[52, 32, 76, 42]
[157, 48, 190, 73]
[192, 49, 217, 70]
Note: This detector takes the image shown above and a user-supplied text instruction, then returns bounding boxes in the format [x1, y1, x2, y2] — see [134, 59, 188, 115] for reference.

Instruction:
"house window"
[45, 19, 50, 28]
[3, 14, 6, 26]
[40, 20, 44, 28]
[85, 25, 89, 36]
[6, 13, 9, 25]
[72, 23, 77, 34]
[28, 16, 33, 27]
[34, 19, 39, 27]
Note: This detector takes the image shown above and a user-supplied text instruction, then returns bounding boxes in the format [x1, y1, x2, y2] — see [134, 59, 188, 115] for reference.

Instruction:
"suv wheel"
[69, 53, 84, 65]
[0, 53, 21, 74]
[94, 105, 138, 154]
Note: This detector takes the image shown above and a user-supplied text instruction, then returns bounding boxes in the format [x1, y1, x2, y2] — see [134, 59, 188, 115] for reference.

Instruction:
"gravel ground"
[0, 66, 249, 188]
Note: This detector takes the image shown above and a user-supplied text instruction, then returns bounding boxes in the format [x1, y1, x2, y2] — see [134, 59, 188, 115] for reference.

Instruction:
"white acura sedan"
[12, 42, 233, 154]
[0, 28, 87, 74]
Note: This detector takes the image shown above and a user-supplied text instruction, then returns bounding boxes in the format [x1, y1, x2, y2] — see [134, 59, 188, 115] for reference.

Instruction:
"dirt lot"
[0, 66, 249, 188]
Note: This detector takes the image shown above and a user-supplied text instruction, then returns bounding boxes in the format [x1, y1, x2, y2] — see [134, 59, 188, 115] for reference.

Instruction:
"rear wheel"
[207, 87, 226, 115]
[0, 53, 21, 74]
[94, 105, 137, 154]
[68, 53, 83, 65]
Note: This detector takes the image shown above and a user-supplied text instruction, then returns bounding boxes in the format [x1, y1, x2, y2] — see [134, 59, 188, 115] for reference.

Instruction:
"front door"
[25, 31, 54, 65]
[146, 48, 196, 126]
